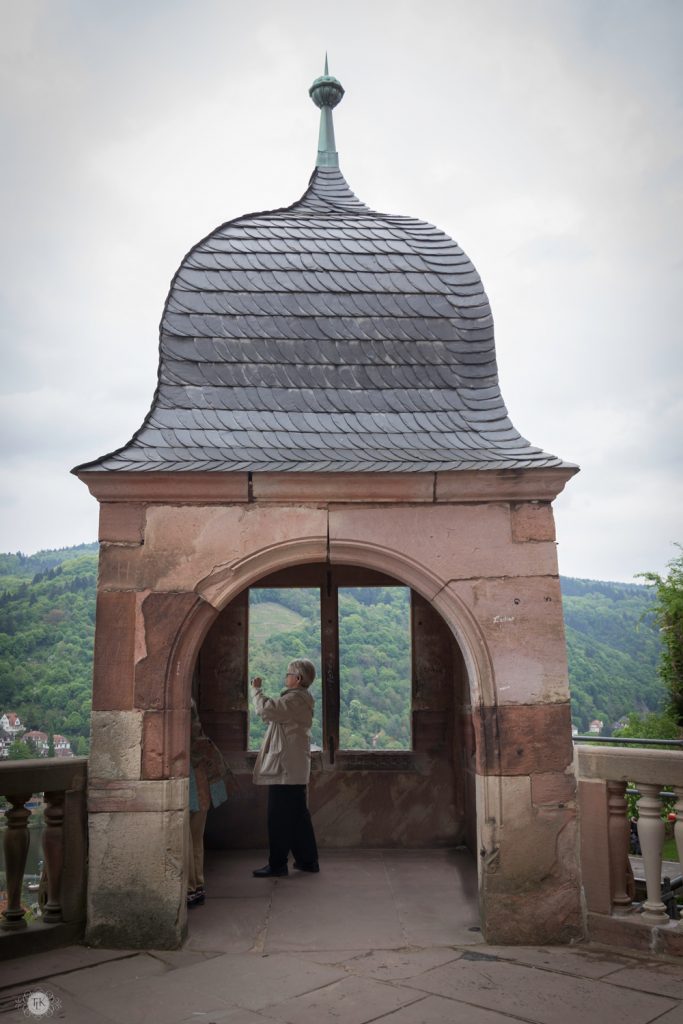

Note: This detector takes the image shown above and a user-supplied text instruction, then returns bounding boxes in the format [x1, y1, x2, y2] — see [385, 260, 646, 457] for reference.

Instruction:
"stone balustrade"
[576, 744, 683, 954]
[4, 746, 683, 959]
[0, 758, 87, 955]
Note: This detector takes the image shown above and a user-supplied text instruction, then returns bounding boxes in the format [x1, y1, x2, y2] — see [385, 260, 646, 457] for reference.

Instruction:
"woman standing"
[251, 658, 319, 877]
[187, 698, 232, 906]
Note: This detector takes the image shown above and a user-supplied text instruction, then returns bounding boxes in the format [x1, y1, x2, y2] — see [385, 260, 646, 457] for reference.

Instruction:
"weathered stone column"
[473, 705, 581, 944]
[328, 487, 584, 945]
[83, 490, 326, 949]
[84, 504, 202, 950]
[455, 504, 583, 944]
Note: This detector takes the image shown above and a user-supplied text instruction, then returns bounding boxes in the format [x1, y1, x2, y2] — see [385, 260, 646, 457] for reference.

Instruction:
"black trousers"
[267, 785, 318, 870]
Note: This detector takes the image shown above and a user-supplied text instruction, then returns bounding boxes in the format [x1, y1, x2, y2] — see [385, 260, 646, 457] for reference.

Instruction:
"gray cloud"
[1, 0, 681, 581]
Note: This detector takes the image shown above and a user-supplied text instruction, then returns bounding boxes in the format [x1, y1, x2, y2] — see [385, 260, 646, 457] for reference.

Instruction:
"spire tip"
[308, 59, 344, 169]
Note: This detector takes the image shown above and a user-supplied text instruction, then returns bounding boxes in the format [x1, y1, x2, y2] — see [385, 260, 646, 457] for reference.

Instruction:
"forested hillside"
[561, 577, 660, 730]
[0, 545, 98, 754]
[0, 543, 663, 752]
[248, 587, 411, 750]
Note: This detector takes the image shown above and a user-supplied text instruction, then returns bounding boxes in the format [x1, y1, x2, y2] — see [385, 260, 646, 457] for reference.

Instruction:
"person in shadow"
[251, 659, 319, 877]
[186, 698, 233, 907]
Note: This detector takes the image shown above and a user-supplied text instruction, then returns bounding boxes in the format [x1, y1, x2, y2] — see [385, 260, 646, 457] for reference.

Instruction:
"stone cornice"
[435, 467, 579, 503]
[76, 471, 250, 503]
[76, 466, 578, 506]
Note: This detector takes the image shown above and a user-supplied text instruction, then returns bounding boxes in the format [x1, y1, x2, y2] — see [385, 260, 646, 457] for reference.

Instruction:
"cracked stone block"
[89, 710, 143, 780]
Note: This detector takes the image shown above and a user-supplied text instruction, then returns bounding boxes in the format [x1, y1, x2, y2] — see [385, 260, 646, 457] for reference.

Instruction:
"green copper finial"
[309, 56, 344, 168]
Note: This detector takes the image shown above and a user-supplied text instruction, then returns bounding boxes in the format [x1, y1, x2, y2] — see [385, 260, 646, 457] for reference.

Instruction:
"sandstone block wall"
[83, 470, 582, 948]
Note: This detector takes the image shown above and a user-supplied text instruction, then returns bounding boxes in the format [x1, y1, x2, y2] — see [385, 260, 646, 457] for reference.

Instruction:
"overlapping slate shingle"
[76, 167, 569, 472]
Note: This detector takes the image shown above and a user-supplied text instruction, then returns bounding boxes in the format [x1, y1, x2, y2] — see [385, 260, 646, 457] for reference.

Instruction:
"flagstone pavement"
[2, 849, 683, 1024]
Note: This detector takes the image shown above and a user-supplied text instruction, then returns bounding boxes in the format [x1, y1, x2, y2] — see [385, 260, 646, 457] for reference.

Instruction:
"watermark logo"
[15, 990, 62, 1018]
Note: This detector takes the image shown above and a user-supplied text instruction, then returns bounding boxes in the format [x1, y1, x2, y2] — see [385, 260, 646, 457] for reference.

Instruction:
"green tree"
[614, 711, 679, 740]
[8, 738, 33, 760]
[637, 545, 683, 725]
[65, 711, 83, 733]
[348, 699, 365, 732]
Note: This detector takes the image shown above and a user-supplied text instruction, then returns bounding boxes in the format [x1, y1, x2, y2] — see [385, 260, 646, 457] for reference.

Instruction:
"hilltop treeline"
[0, 544, 663, 751]
[0, 544, 98, 585]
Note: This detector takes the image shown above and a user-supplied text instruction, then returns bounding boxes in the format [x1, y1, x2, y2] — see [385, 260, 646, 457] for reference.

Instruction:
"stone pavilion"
[74, 62, 580, 950]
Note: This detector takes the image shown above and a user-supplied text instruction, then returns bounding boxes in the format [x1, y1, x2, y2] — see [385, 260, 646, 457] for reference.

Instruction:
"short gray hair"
[288, 658, 316, 688]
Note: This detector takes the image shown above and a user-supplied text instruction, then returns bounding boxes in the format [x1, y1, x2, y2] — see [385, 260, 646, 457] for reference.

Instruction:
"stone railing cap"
[576, 745, 683, 787]
[0, 756, 88, 796]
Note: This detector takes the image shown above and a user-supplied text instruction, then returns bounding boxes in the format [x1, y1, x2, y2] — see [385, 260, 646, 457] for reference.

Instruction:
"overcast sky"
[1, 0, 681, 583]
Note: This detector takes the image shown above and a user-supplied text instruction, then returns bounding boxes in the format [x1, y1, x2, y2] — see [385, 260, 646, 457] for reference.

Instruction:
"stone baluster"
[673, 785, 683, 929]
[42, 790, 65, 923]
[607, 781, 632, 911]
[637, 783, 668, 924]
[1, 792, 32, 930]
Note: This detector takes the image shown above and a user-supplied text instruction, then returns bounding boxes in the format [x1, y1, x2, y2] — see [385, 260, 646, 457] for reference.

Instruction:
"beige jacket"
[252, 687, 314, 786]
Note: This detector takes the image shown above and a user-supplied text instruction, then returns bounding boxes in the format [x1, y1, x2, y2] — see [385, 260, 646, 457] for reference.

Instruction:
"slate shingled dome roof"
[76, 74, 567, 474]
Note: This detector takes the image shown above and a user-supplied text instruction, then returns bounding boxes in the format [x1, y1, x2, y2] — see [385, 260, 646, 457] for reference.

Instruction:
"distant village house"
[0, 712, 73, 758]
[22, 730, 49, 755]
[0, 710, 25, 739]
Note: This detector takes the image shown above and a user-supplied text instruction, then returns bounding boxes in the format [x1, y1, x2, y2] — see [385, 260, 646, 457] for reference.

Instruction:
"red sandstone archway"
[192, 538, 496, 706]
[162, 539, 506, 893]
[86, 508, 579, 951]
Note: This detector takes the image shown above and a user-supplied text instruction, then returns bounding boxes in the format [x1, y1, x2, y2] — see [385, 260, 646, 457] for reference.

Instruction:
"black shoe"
[252, 864, 288, 877]
[293, 862, 320, 873]
[186, 888, 203, 907]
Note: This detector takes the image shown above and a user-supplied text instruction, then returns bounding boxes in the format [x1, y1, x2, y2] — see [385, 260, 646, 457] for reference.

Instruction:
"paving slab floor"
[2, 850, 683, 1024]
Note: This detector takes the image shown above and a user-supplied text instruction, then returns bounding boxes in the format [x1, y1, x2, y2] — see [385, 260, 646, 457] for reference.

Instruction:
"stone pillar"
[606, 781, 632, 912]
[83, 495, 328, 949]
[85, 545, 209, 949]
[577, 777, 611, 914]
[327, 493, 584, 945]
[637, 783, 668, 924]
[474, 703, 582, 944]
[451, 507, 583, 945]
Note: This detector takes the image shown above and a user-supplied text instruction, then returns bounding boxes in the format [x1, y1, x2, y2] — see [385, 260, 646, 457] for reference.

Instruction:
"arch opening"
[191, 561, 479, 858]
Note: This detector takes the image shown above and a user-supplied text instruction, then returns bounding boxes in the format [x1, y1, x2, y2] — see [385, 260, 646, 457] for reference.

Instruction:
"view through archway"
[196, 563, 476, 855]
